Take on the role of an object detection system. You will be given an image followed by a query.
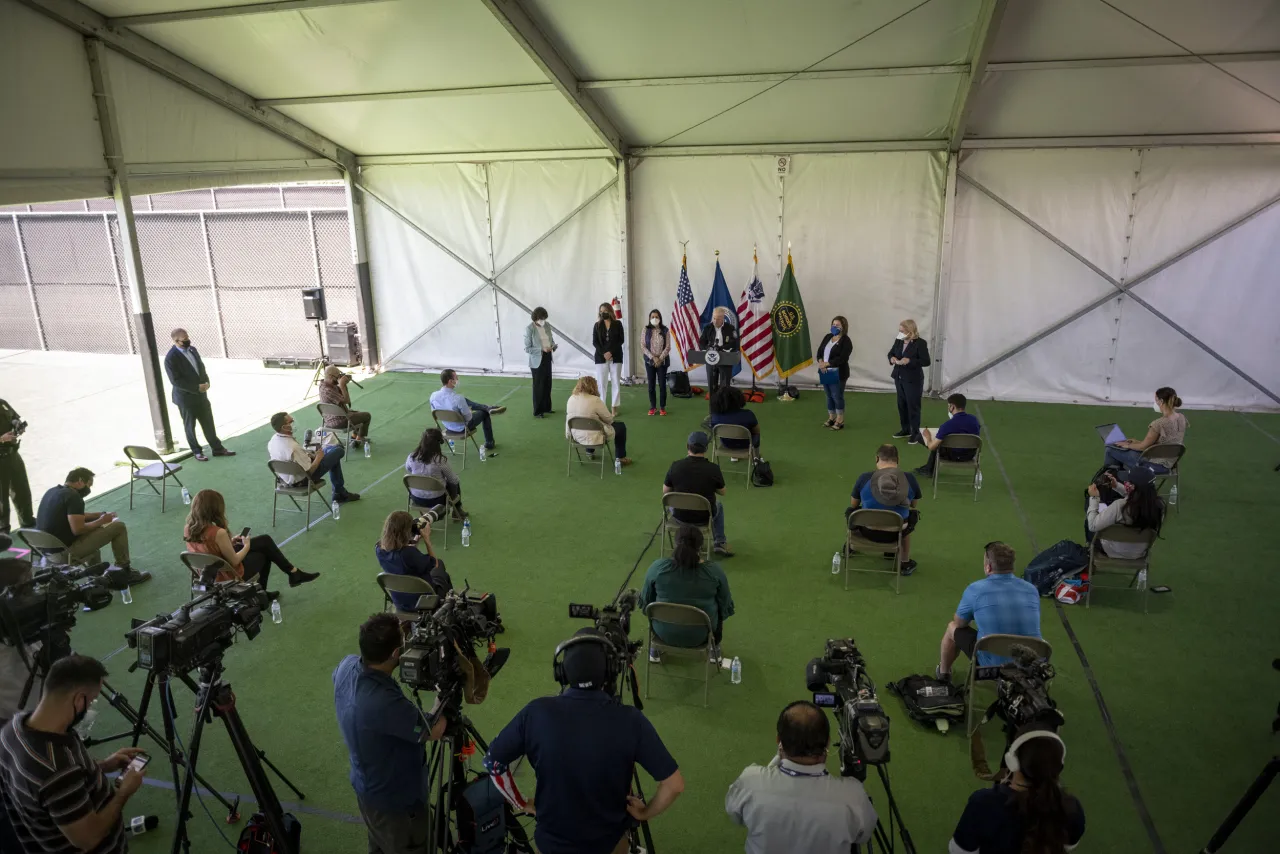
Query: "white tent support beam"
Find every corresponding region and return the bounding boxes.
[494,175,618,278]
[986,51,1280,73]
[109,0,392,27]
[354,182,492,283]
[633,140,944,157]
[482,163,504,370]
[126,158,335,176]
[477,0,624,159]
[260,83,556,106]
[383,284,491,367]
[618,158,635,376]
[585,64,964,87]
[963,133,1280,149]
[358,150,613,166]
[945,173,1280,405]
[948,0,1009,153]
[0,168,112,180]
[85,37,174,453]
[343,169,379,367]
[928,153,958,393]
[19,0,353,170]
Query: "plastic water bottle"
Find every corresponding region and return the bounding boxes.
[331,499,341,520]
[919,685,950,698]
[126,816,159,837]
[1136,569,1148,591]
[75,698,100,737]
[181,487,191,505]
[478,445,487,462]
[831,553,842,575]
[462,519,472,547]
[730,657,742,685]
[120,586,132,605]
[975,471,983,490]
[614,458,622,476]
[271,600,282,624]
[363,441,371,459]
[447,438,456,453]
[1168,484,1178,506]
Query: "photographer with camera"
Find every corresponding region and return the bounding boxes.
[375,511,453,610]
[726,700,877,853]
[1086,465,1164,559]
[0,654,146,854]
[0,398,35,535]
[484,628,685,854]
[36,468,149,586]
[936,542,1040,682]
[950,729,1084,854]
[333,613,447,854]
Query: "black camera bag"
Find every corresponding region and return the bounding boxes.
[667,371,693,398]
[888,675,966,731]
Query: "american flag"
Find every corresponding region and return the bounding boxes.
[737,258,774,379]
[671,255,702,369]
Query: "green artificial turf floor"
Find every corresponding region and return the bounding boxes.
[47,373,1280,853]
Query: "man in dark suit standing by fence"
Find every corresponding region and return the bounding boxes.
[163,328,235,462]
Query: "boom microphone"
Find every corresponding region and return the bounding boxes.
[805,657,828,692]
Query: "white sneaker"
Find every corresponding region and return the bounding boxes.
[648,646,662,664]
[708,644,722,663]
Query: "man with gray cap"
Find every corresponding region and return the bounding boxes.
[663,432,733,556]
[847,444,921,574]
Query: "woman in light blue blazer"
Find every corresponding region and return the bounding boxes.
[524,306,558,418]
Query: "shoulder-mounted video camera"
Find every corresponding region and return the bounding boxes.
[806,637,891,780]
[986,644,1063,733]
[127,581,268,674]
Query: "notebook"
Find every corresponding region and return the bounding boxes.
[1095,423,1126,445]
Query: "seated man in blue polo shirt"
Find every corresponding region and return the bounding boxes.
[915,393,981,477]
[936,541,1041,681]
[847,444,922,575]
[484,629,685,854]
[333,613,447,854]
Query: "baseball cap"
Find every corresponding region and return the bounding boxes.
[687,431,709,451]
[869,468,910,506]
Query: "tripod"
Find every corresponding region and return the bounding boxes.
[856,765,915,854]
[304,320,329,399]
[170,657,305,854]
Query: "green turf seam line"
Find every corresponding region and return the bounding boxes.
[277,462,408,547]
[135,776,363,825]
[1239,412,1279,444]
[975,404,1167,854]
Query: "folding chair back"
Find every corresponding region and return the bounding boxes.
[316,403,354,448]
[843,509,907,593]
[179,552,235,587]
[660,493,713,560]
[1140,443,1185,512]
[966,634,1053,736]
[933,434,982,501]
[1087,525,1158,612]
[15,528,72,567]
[710,423,755,487]
[376,572,436,622]
[643,602,716,707]
[432,409,479,470]
[267,460,327,530]
[403,474,458,549]
[124,444,185,512]
[567,416,612,478]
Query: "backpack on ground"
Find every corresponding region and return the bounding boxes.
[751,459,774,487]
[667,371,693,398]
[776,383,800,401]
[888,675,966,732]
[236,812,301,854]
[1022,539,1089,596]
[458,773,508,854]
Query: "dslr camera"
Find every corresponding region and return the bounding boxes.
[986,644,1063,733]
[806,638,891,780]
[126,581,269,674]
[399,587,504,698]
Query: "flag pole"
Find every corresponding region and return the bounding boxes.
[750,244,759,395]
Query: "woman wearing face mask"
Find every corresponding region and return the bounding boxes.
[887,319,930,444]
[815,315,853,430]
[523,306,558,418]
[643,309,671,415]
[1103,386,1187,473]
[592,302,625,408]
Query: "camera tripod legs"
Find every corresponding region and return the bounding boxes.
[1199,757,1278,853]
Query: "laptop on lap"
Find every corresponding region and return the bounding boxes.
[1095,423,1126,445]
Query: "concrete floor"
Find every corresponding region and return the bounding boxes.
[1,348,363,505]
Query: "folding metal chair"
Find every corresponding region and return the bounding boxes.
[709,423,755,488]
[124,445,185,512]
[376,572,436,623]
[179,552,235,588]
[842,509,907,594]
[432,409,481,471]
[1086,525,1158,613]
[965,634,1053,737]
[267,460,329,531]
[567,416,612,478]
[932,434,983,501]
[644,602,717,707]
[1140,443,1185,513]
[403,474,460,549]
[660,493,713,561]
[315,403,354,449]
[15,528,75,568]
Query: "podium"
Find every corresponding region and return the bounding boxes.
[687,350,742,369]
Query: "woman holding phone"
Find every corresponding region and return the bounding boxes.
[183,489,318,597]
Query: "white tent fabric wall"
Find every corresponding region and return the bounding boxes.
[943,147,1280,410]
[363,159,622,376]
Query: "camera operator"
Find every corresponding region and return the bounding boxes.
[375,511,453,610]
[936,542,1040,682]
[36,468,149,585]
[0,654,146,853]
[333,613,446,854]
[483,628,685,854]
[950,729,1084,854]
[725,700,876,854]
[0,398,35,535]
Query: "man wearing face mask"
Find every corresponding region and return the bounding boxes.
[164,328,235,462]
[0,654,146,854]
[914,393,981,478]
[35,468,148,584]
[699,307,740,399]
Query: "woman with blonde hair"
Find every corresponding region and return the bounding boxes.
[566,375,631,466]
[887,318,931,444]
[184,489,317,598]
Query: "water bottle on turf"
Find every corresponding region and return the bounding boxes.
[1168,484,1178,505]
[331,499,341,520]
[120,586,132,605]
[730,657,742,685]
[614,458,622,476]
[271,599,282,624]
[363,441,371,459]
[462,519,472,547]
[1136,569,1148,591]
[181,487,191,505]
[975,471,983,490]
[478,445,487,462]
[447,438,456,453]
[75,698,100,738]
[126,816,159,838]
[831,553,842,575]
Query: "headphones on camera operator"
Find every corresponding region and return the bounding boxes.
[552,628,620,692]
[1004,728,1066,774]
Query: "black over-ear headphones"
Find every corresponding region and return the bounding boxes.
[552,633,617,688]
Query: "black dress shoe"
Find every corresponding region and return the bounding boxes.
[212,448,236,457]
[335,492,361,503]
[288,569,320,587]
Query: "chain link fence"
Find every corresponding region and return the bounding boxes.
[0,183,359,360]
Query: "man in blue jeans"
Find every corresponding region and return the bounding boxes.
[267,411,360,503]
[429,369,506,452]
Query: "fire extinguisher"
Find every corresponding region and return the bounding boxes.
[610,296,622,322]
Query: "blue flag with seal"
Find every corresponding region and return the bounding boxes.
[699,257,742,378]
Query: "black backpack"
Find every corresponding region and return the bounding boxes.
[751,459,774,487]
[236,812,301,854]
[667,371,693,398]
[888,675,966,732]
[776,383,800,400]
[1022,539,1089,596]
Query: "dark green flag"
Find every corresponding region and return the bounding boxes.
[771,252,812,378]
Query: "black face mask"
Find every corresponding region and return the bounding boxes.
[76,485,92,497]
[600,312,609,319]
[178,339,191,348]
[70,695,88,730]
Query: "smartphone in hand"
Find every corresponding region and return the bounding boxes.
[239,527,251,539]
[126,753,150,774]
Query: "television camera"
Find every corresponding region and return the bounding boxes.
[398,586,504,699]
[126,579,268,674]
[567,588,642,694]
[985,643,1064,735]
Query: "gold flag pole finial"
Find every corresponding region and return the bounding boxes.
[787,240,793,265]
[680,239,689,264]
[715,249,720,257]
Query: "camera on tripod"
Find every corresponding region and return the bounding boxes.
[568,589,642,681]
[806,638,891,781]
[399,587,504,696]
[126,581,269,673]
[1,566,112,653]
[986,644,1063,734]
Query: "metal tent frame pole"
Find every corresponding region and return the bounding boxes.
[928,152,958,394]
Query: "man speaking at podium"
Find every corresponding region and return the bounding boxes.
[699,307,740,398]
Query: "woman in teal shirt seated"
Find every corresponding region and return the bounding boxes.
[640,525,735,663]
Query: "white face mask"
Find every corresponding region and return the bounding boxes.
[535,319,544,327]
[947,408,954,419]
[650,318,660,327]
[1153,401,1162,413]
[896,331,907,340]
